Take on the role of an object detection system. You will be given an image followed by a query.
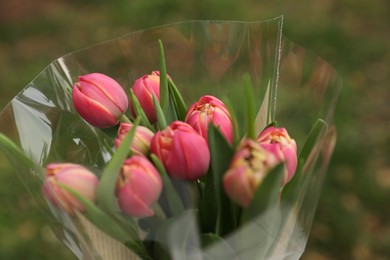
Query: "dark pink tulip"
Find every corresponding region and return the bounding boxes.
[43,163,99,214]
[257,127,297,185]
[116,155,162,218]
[223,139,278,208]
[72,73,128,128]
[185,95,233,144]
[115,122,154,156]
[151,121,210,180]
[130,71,161,123]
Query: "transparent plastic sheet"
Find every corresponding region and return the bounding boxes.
[0,17,342,260]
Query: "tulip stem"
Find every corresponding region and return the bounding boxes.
[152,203,166,220]
[119,114,131,123]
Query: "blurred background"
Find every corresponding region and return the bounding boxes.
[0,0,389,259]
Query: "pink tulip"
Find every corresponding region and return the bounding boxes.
[72,73,128,128]
[185,95,233,144]
[257,127,297,185]
[130,71,161,123]
[116,155,162,218]
[151,121,210,180]
[42,163,99,213]
[223,139,278,208]
[114,122,154,156]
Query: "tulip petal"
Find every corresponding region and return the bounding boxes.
[223,166,253,207]
[79,73,128,113]
[116,155,162,218]
[118,184,154,218]
[72,83,119,128]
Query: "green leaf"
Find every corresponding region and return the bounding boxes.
[241,164,284,224]
[201,233,224,248]
[61,184,132,241]
[0,133,40,173]
[129,89,153,129]
[199,167,218,233]
[150,154,185,215]
[96,117,140,213]
[60,184,150,258]
[158,40,169,112]
[153,94,168,130]
[298,119,328,162]
[282,119,327,201]
[158,40,177,124]
[200,124,237,236]
[222,97,240,146]
[168,78,188,121]
[243,74,256,139]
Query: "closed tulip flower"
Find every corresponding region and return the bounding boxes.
[114,122,154,156]
[72,73,128,128]
[257,127,297,185]
[151,121,210,180]
[223,139,278,208]
[185,95,233,144]
[42,163,99,213]
[116,155,162,218]
[130,71,161,123]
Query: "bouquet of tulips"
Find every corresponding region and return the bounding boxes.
[41,40,305,259]
[0,19,341,260]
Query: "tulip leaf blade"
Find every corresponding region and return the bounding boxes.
[298,118,328,162]
[201,124,237,236]
[158,40,169,111]
[281,118,327,201]
[129,89,153,129]
[150,154,185,216]
[153,95,168,130]
[199,167,218,233]
[168,78,187,121]
[222,97,240,146]
[60,184,150,258]
[158,40,177,125]
[0,133,43,175]
[96,117,140,213]
[241,163,284,224]
[60,184,135,241]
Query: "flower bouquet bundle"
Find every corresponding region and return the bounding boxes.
[0,17,341,260]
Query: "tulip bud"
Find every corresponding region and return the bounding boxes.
[151,121,210,180]
[130,71,161,123]
[257,127,297,185]
[42,163,99,213]
[114,122,154,156]
[116,155,162,218]
[72,73,128,128]
[223,139,278,207]
[185,95,233,144]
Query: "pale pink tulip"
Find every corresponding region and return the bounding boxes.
[257,127,297,185]
[43,163,99,213]
[185,95,233,144]
[116,155,162,218]
[151,121,210,180]
[72,73,128,128]
[114,122,154,156]
[223,139,278,207]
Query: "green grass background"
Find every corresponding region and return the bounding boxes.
[0,0,389,259]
